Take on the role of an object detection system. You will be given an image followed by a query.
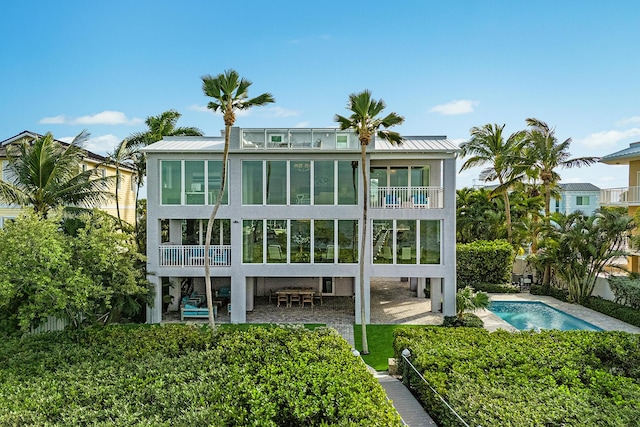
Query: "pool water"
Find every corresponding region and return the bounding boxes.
[488,301,602,331]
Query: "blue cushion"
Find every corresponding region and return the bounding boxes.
[386,195,398,204]
[413,195,427,204]
[184,303,198,309]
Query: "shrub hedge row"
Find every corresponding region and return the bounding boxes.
[0,324,401,426]
[394,327,640,427]
[457,240,515,287]
[530,284,640,328]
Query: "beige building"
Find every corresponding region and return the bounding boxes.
[0,131,137,225]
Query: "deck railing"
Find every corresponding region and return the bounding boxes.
[600,187,640,206]
[159,245,231,267]
[371,186,443,209]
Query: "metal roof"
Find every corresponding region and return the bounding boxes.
[142,137,225,152]
[558,183,600,192]
[374,136,460,152]
[600,141,640,164]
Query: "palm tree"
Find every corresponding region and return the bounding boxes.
[0,131,113,218]
[335,90,404,354]
[524,118,599,221]
[201,69,274,328]
[524,118,599,285]
[459,124,526,244]
[123,110,203,229]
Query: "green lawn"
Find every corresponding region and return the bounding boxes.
[353,324,425,371]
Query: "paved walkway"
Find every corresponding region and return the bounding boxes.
[376,373,438,426]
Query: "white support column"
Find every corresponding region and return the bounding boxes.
[230,274,247,323]
[169,220,182,244]
[147,275,162,323]
[417,277,426,298]
[246,276,254,312]
[430,277,442,313]
[442,157,457,317]
[168,277,181,311]
[146,215,162,323]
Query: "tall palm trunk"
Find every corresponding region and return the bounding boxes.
[203,123,231,328]
[358,144,369,354]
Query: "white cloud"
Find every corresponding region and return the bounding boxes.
[86,134,121,155]
[39,111,142,126]
[262,106,301,118]
[189,104,210,112]
[39,115,66,124]
[429,100,479,116]
[615,116,640,127]
[578,128,640,148]
[450,138,467,146]
[294,121,311,128]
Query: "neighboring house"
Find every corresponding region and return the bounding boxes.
[551,183,601,216]
[600,141,640,271]
[0,131,137,225]
[143,127,459,324]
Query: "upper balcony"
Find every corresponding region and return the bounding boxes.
[600,187,640,207]
[372,186,443,209]
[159,245,231,268]
[240,128,358,150]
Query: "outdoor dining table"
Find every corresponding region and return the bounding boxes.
[275,288,315,307]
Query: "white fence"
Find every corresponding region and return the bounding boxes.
[600,186,640,206]
[371,186,443,209]
[159,245,231,267]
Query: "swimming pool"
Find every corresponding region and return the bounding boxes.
[488,301,602,331]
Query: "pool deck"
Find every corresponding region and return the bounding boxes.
[480,293,640,334]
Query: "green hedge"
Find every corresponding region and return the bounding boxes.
[471,282,520,293]
[0,324,401,426]
[394,327,640,427]
[457,240,515,287]
[530,285,640,328]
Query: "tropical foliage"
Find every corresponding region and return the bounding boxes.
[0,131,112,218]
[457,239,515,287]
[335,89,404,354]
[201,69,275,328]
[0,325,402,426]
[395,327,640,427]
[0,212,150,335]
[530,208,632,303]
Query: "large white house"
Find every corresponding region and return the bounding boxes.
[144,127,459,323]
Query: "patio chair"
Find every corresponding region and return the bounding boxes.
[301,293,313,307]
[323,245,335,262]
[384,194,400,208]
[401,247,412,262]
[313,291,323,306]
[412,194,428,208]
[289,292,301,307]
[277,292,288,307]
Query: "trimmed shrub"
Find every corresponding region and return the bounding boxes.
[442,313,484,328]
[457,240,515,287]
[472,282,520,293]
[394,327,640,427]
[0,324,402,426]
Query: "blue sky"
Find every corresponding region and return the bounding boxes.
[1,0,639,189]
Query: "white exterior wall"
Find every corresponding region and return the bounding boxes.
[145,129,459,324]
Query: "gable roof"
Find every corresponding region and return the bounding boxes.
[558,183,600,192]
[1,130,134,171]
[600,141,640,165]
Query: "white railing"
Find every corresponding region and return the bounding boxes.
[600,186,640,206]
[371,186,443,209]
[159,245,231,267]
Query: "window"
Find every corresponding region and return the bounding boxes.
[337,161,358,205]
[185,161,204,205]
[338,220,358,263]
[291,220,311,263]
[266,161,287,205]
[208,160,228,205]
[397,220,416,264]
[290,161,311,205]
[420,220,441,264]
[243,220,263,263]
[314,161,334,205]
[314,220,334,263]
[336,134,349,149]
[576,196,590,206]
[161,161,182,205]
[373,220,393,264]
[267,220,287,263]
[242,161,263,204]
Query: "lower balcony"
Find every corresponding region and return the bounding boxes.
[159,245,231,267]
[371,186,443,209]
[600,187,640,206]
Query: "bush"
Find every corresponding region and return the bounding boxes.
[472,282,520,293]
[607,276,640,309]
[0,324,402,426]
[394,327,640,427]
[530,284,569,301]
[442,313,484,328]
[457,240,515,287]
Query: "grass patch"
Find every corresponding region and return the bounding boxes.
[354,324,425,371]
